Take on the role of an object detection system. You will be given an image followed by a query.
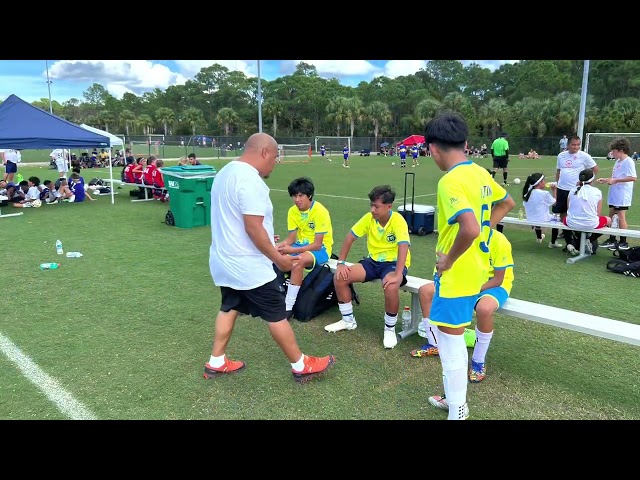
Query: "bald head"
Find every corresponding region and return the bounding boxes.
[241,132,279,178]
[245,132,277,153]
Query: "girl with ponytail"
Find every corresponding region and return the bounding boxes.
[522,173,562,247]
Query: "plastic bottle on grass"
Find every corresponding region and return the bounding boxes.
[40,263,60,270]
[66,252,83,258]
[56,240,63,255]
[402,306,412,331]
[518,207,524,220]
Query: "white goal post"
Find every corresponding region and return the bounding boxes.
[584,132,640,159]
[315,136,351,155]
[278,143,312,163]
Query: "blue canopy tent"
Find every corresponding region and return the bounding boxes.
[0,94,110,149]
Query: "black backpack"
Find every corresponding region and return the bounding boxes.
[164,209,175,226]
[606,258,640,277]
[612,246,640,263]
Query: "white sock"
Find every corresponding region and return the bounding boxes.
[471,329,494,364]
[384,313,397,330]
[291,354,305,372]
[437,331,469,420]
[338,302,355,322]
[425,319,439,346]
[209,354,225,368]
[285,284,300,311]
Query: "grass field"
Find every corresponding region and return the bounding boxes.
[1,153,638,420]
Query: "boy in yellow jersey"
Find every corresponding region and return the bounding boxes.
[424,112,515,420]
[325,185,411,349]
[276,177,334,318]
[411,229,515,384]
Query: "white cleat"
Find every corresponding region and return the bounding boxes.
[324,319,357,333]
[383,329,398,349]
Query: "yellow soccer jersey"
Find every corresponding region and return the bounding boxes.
[435,161,507,297]
[287,200,334,257]
[487,229,514,295]
[351,211,411,267]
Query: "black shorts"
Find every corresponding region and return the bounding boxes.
[493,156,508,169]
[5,162,17,174]
[219,277,287,322]
[608,205,629,211]
[552,189,570,214]
[359,257,408,286]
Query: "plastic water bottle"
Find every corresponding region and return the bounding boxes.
[66,252,83,258]
[40,263,60,270]
[55,240,63,255]
[418,319,428,338]
[402,306,412,331]
[518,207,524,220]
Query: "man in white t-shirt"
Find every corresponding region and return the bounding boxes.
[50,148,70,178]
[1,148,21,183]
[554,135,599,249]
[203,132,336,384]
[596,137,638,251]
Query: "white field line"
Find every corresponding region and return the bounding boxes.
[271,189,436,201]
[0,333,97,420]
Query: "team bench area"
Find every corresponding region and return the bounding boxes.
[499,216,640,264]
[103,178,159,202]
[326,258,640,347]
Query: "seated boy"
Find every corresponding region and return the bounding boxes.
[58,173,95,202]
[12,177,41,207]
[276,177,334,317]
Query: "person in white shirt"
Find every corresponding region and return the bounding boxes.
[564,168,613,255]
[50,148,70,178]
[522,173,562,247]
[1,148,21,183]
[596,137,638,251]
[12,176,41,208]
[559,135,568,152]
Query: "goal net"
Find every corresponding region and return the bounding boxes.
[131,141,159,157]
[584,133,640,159]
[315,136,351,156]
[279,143,312,163]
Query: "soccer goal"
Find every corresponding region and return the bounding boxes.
[279,143,312,163]
[315,136,351,156]
[584,132,640,159]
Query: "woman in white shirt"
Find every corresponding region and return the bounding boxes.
[564,168,613,255]
[522,172,562,248]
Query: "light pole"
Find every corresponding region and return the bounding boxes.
[45,60,53,114]
[577,60,590,144]
[257,60,263,133]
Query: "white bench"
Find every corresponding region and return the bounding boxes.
[0,194,24,218]
[499,216,640,264]
[103,178,158,202]
[326,258,640,346]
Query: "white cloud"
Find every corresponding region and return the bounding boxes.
[174,60,257,78]
[296,60,380,77]
[383,60,428,78]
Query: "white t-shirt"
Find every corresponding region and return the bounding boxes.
[209,161,277,290]
[2,149,21,163]
[50,149,68,164]
[523,188,556,223]
[566,184,602,229]
[26,186,40,201]
[608,156,637,207]
[556,150,597,191]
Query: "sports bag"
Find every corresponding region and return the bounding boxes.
[164,209,175,226]
[612,246,640,263]
[606,259,640,277]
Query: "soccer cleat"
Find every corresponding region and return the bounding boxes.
[611,214,619,229]
[548,241,563,249]
[292,354,336,384]
[536,233,546,244]
[427,395,470,419]
[566,244,579,255]
[383,329,398,349]
[468,360,487,383]
[410,343,439,357]
[203,358,246,379]
[607,242,620,251]
[585,241,593,254]
[618,242,630,250]
[600,239,617,249]
[590,241,599,255]
[324,319,357,333]
[503,182,510,187]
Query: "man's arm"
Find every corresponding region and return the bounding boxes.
[556,168,561,182]
[278,232,325,255]
[591,164,600,175]
[244,214,296,271]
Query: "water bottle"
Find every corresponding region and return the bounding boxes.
[402,306,412,331]
[66,252,83,258]
[518,207,524,220]
[418,319,428,338]
[55,239,63,255]
[40,263,60,270]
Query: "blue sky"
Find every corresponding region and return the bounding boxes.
[0,60,519,104]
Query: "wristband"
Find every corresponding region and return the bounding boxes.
[337,260,346,265]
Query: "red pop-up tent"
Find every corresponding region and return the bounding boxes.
[397,134,425,146]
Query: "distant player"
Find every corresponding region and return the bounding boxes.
[276,145,283,164]
[411,145,419,167]
[399,144,407,168]
[342,145,350,168]
[320,144,326,160]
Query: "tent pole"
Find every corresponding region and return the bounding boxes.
[108,151,114,204]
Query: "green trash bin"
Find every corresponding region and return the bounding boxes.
[160,165,216,229]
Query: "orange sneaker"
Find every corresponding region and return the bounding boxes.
[292,355,336,384]
[203,358,246,379]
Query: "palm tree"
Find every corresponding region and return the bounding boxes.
[119,109,136,137]
[479,99,510,139]
[96,110,115,132]
[414,98,442,127]
[263,98,284,137]
[183,107,206,136]
[343,97,364,138]
[326,97,350,137]
[155,107,175,136]
[365,101,392,148]
[216,107,239,135]
[137,114,154,136]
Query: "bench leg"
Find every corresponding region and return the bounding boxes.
[398,292,421,340]
[566,232,590,264]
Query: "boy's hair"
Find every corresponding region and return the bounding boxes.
[287,177,315,199]
[609,137,631,155]
[523,173,544,201]
[44,180,53,187]
[155,159,164,167]
[72,167,81,174]
[28,176,41,186]
[19,180,29,187]
[70,172,81,180]
[424,111,468,151]
[368,185,395,204]
[187,153,196,159]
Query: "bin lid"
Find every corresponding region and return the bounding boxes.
[397,204,435,214]
[160,165,216,178]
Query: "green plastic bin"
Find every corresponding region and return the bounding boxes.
[160,165,216,228]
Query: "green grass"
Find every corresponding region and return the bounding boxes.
[1,153,638,420]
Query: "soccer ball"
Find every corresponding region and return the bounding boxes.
[31,199,42,208]
[328,158,332,162]
[513,178,521,185]
[391,162,396,166]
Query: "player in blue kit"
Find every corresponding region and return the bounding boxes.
[411,144,419,167]
[343,145,350,168]
[399,144,407,168]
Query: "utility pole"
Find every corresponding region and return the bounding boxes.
[45,60,53,114]
[257,60,263,133]
[577,60,590,144]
